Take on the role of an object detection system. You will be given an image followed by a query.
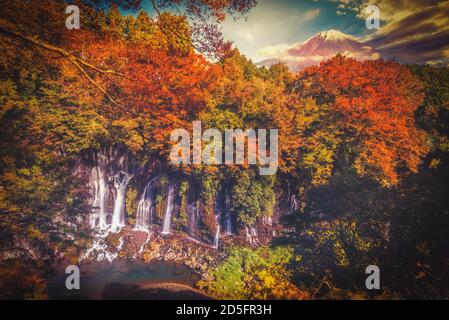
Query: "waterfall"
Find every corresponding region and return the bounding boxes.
[161,184,175,235]
[287,182,299,214]
[138,234,151,253]
[110,148,139,230]
[262,215,273,226]
[213,198,221,248]
[224,192,233,235]
[88,146,140,232]
[135,177,158,232]
[290,195,299,213]
[213,224,220,249]
[80,229,124,263]
[90,152,108,228]
[133,233,151,258]
[187,201,199,238]
[245,226,258,246]
[111,172,132,230]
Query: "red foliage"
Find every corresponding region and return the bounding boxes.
[296,56,429,186]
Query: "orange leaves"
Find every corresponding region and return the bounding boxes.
[295,56,429,186]
[67,14,219,141]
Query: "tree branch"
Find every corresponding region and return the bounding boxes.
[69,57,119,105]
[0,25,127,106]
[150,0,212,59]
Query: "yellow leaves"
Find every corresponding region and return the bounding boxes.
[333,242,350,268]
[314,219,373,269]
[200,246,308,300]
[0,80,19,115]
[293,98,323,129]
[414,271,427,279]
[429,158,441,169]
[200,108,243,132]
[416,242,431,256]
[155,12,192,54]
[17,168,32,177]
[35,106,109,154]
[112,118,144,153]
[27,225,45,241]
[295,57,430,187]
[301,128,340,186]
[112,118,139,131]
[264,276,276,288]
[126,133,145,153]
[257,270,276,288]
[125,187,139,218]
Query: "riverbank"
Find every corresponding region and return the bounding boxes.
[48,260,208,299]
[81,227,228,276]
[103,282,212,300]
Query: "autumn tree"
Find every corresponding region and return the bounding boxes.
[293,56,429,187]
[0,0,255,278]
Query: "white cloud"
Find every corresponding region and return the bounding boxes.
[426,58,449,67]
[221,0,323,61]
[303,9,321,21]
[256,44,291,58]
[236,29,255,43]
[328,0,449,64]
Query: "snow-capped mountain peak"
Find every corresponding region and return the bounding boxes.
[314,29,355,41]
[257,30,380,71]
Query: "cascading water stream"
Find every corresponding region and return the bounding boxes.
[287,183,299,214]
[187,201,198,238]
[245,226,259,246]
[88,146,141,232]
[135,177,158,232]
[290,195,299,214]
[90,152,108,229]
[213,225,220,249]
[111,172,132,230]
[85,145,284,261]
[213,196,223,248]
[262,214,273,226]
[132,233,151,258]
[80,228,124,263]
[224,192,233,235]
[161,185,175,235]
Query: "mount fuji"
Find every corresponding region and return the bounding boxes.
[257,30,380,71]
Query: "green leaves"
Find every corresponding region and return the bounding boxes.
[198,246,306,300]
[231,171,275,226]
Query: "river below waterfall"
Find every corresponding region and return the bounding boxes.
[47,261,208,300]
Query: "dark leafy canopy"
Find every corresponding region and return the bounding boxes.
[411,65,449,152]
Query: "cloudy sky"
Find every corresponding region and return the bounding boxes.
[220,0,449,66]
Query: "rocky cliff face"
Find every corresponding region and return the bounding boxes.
[80,145,293,263]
